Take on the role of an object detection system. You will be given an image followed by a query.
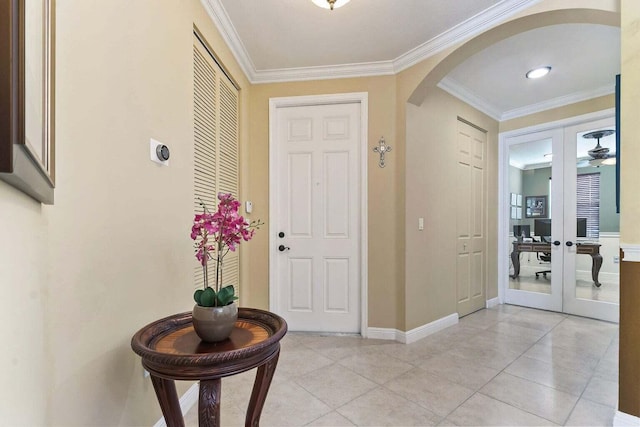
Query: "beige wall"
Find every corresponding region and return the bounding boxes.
[500,94,615,133]
[620,0,640,244]
[0,182,48,425]
[405,89,499,329]
[48,0,248,425]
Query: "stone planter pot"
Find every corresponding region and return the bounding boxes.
[192,302,238,342]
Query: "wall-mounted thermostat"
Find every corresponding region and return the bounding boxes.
[150,138,170,166]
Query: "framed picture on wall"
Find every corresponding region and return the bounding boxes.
[525,195,547,218]
[0,0,55,204]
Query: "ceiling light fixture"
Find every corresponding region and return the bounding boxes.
[312,0,350,10]
[526,66,552,79]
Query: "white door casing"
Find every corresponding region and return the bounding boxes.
[269,93,368,334]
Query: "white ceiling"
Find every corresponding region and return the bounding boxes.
[205,0,620,120]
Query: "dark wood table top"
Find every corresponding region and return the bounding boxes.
[131,307,287,381]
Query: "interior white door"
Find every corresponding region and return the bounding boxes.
[504,128,563,312]
[456,120,487,317]
[562,117,619,323]
[272,102,360,333]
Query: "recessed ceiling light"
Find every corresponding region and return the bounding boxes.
[526,66,552,79]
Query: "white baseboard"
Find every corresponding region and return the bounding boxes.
[366,327,402,341]
[614,410,640,426]
[154,383,199,427]
[486,297,500,308]
[367,313,459,344]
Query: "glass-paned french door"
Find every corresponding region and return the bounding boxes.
[503,114,619,322]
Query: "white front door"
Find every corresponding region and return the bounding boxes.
[270,101,362,333]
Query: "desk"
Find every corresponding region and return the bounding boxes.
[131,308,287,427]
[510,241,603,287]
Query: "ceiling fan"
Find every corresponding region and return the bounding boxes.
[577,129,616,167]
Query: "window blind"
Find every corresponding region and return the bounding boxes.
[576,172,600,238]
[193,36,240,296]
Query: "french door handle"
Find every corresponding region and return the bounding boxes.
[553,241,561,246]
[566,241,574,247]
[278,245,290,252]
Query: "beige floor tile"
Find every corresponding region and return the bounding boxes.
[338,352,414,384]
[294,364,378,408]
[446,342,521,371]
[336,387,441,426]
[375,340,446,363]
[276,348,334,379]
[384,368,475,417]
[464,330,538,354]
[524,342,600,375]
[417,353,500,391]
[487,320,548,341]
[488,303,526,314]
[445,393,557,426]
[505,355,591,396]
[480,372,579,424]
[306,411,356,426]
[582,376,619,408]
[258,377,332,426]
[594,358,619,381]
[565,398,616,426]
[180,305,619,427]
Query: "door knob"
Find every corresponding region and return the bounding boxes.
[566,241,574,247]
[553,241,561,246]
[278,245,290,252]
[278,232,285,238]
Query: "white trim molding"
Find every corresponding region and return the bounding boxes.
[154,383,199,427]
[367,313,459,344]
[486,297,500,309]
[440,76,614,122]
[201,0,541,84]
[614,410,640,427]
[621,244,640,262]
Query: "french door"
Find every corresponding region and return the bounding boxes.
[504,128,564,312]
[503,113,619,323]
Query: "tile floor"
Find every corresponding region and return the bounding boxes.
[184,304,618,426]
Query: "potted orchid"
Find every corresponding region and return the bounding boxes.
[190,193,262,341]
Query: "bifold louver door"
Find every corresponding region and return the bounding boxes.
[193,35,240,299]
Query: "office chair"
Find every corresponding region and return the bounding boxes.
[535,249,551,279]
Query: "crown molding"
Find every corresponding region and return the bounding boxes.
[203,0,542,84]
[392,0,542,73]
[251,61,395,84]
[439,76,615,122]
[438,76,502,120]
[501,84,615,120]
[201,0,256,82]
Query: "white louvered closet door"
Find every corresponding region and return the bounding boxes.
[193,35,240,297]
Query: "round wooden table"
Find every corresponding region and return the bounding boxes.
[131,308,287,427]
